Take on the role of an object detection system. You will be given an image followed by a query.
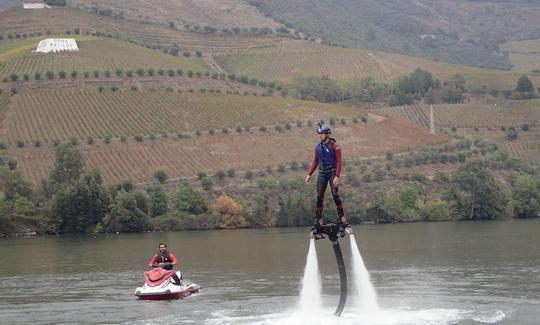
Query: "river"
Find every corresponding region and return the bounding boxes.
[1,220,539,324]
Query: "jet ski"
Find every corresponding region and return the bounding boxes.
[135,264,200,300]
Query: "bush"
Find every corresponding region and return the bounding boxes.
[69,137,78,146]
[208,128,215,135]
[227,168,235,177]
[8,158,17,170]
[120,136,127,143]
[290,161,299,171]
[104,135,111,144]
[245,170,253,180]
[58,71,66,79]
[277,164,286,173]
[201,176,214,190]
[361,116,368,123]
[16,139,25,148]
[134,134,144,142]
[154,170,168,183]
[521,124,530,131]
[215,170,226,180]
[85,136,94,145]
[222,128,229,134]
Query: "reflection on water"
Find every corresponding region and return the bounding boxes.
[1,220,539,324]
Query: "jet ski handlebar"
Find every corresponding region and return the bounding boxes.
[310,223,352,242]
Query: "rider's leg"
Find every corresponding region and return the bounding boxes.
[315,172,330,225]
[329,170,347,224]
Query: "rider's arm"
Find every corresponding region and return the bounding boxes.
[148,255,157,267]
[168,253,179,266]
[333,143,342,177]
[307,147,319,176]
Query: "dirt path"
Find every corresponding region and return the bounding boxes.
[202,54,226,74]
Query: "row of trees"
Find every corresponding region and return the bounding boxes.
[287,69,539,106]
[1,142,539,236]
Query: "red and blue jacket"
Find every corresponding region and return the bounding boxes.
[307,138,342,176]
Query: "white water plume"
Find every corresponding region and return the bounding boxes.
[297,238,322,313]
[350,234,380,313]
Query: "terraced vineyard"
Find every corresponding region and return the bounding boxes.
[0,8,279,54]
[215,39,540,89]
[0,93,12,129]
[376,100,540,129]
[0,91,364,143]
[215,41,389,81]
[70,0,281,29]
[9,117,448,184]
[502,141,540,164]
[500,39,540,73]
[0,37,208,80]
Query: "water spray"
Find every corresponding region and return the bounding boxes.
[310,223,353,316]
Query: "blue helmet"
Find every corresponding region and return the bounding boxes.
[316,121,331,134]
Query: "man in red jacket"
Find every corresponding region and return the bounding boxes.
[305,122,348,229]
[148,243,182,285]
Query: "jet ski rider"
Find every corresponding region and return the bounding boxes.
[305,121,349,230]
[148,243,182,285]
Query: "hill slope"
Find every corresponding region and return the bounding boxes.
[248,0,540,69]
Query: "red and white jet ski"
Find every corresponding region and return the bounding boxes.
[135,266,200,300]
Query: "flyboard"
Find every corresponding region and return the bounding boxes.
[310,223,353,316]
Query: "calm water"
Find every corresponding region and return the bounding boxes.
[1,220,539,324]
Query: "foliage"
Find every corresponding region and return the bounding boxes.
[515,75,535,94]
[175,183,208,214]
[214,194,247,228]
[49,144,84,189]
[48,170,111,234]
[511,175,540,218]
[103,190,151,233]
[154,170,168,183]
[147,182,168,218]
[443,161,507,220]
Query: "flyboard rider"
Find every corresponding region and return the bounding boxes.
[305,121,349,231]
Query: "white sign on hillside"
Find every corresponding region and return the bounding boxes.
[36,39,79,54]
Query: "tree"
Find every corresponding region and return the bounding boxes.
[147,182,168,217]
[515,75,535,93]
[103,190,151,233]
[511,175,540,218]
[214,194,246,228]
[48,170,111,234]
[444,161,507,220]
[0,168,33,201]
[154,170,168,183]
[49,144,84,189]
[175,183,208,214]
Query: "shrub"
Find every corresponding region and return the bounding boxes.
[120,136,127,143]
[58,71,66,79]
[46,71,55,79]
[259,125,267,132]
[16,139,25,148]
[208,128,215,135]
[9,74,19,82]
[361,116,368,123]
[201,176,213,190]
[215,170,226,180]
[34,72,42,80]
[86,136,94,145]
[277,163,286,173]
[8,158,17,170]
[23,74,29,81]
[71,71,78,78]
[222,128,229,134]
[154,170,168,183]
[83,71,90,78]
[104,135,111,144]
[290,161,299,171]
[227,168,235,177]
[245,170,253,180]
[521,123,530,131]
[134,134,144,142]
[195,130,201,136]
[69,137,78,146]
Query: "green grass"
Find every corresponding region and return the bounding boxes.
[0,37,208,79]
[0,90,364,142]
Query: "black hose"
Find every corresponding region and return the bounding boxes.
[332,240,347,316]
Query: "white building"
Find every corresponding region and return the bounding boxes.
[36,39,79,53]
[23,1,47,9]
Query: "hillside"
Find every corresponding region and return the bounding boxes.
[7,112,447,185]
[0,36,208,80]
[501,39,540,73]
[69,0,281,30]
[248,0,540,69]
[0,7,279,54]
[0,91,362,142]
[215,40,540,90]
